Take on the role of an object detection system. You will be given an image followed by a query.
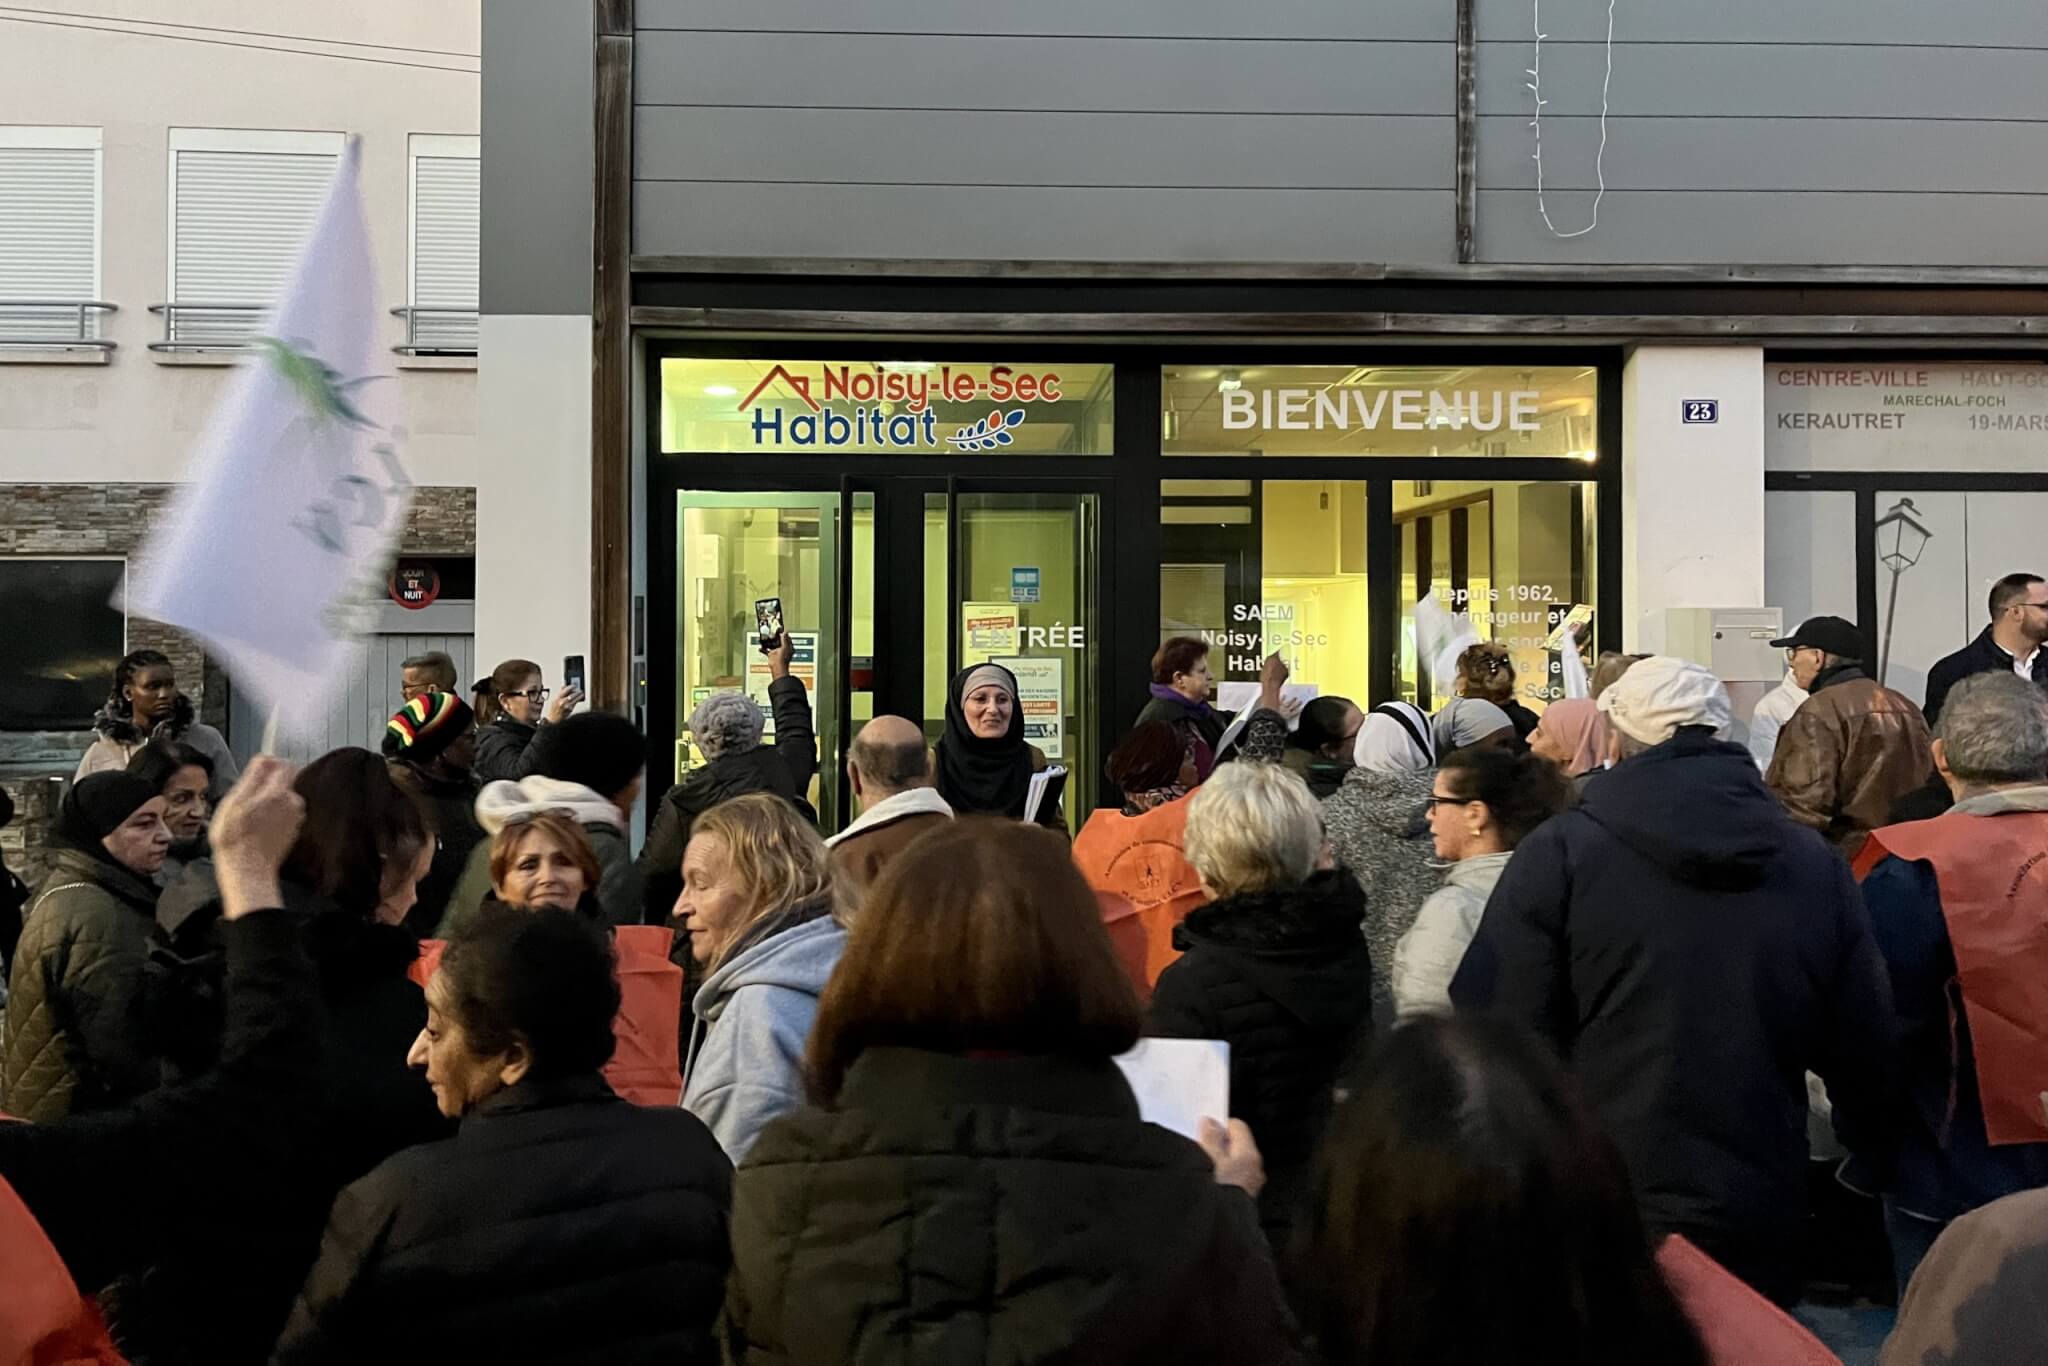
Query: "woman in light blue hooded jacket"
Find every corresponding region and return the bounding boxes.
[676,793,846,1164]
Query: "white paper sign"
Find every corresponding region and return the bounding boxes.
[124,138,412,744]
[1113,1038,1231,1143]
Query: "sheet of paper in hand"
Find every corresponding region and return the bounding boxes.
[1113,1038,1230,1143]
[1215,682,1320,733]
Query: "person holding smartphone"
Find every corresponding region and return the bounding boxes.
[474,658,583,785]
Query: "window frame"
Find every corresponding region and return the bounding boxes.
[164,127,345,305]
[0,125,105,345]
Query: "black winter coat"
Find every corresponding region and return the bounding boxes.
[388,761,483,936]
[1923,625,2048,727]
[1450,728,1897,1305]
[1147,870,1373,1243]
[274,1073,733,1365]
[472,716,548,785]
[724,1047,1302,1366]
[639,674,819,925]
[0,910,323,1299]
[125,871,451,1364]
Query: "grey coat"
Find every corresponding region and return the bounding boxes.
[1321,767,1442,1025]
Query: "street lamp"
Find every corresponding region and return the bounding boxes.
[1874,497,1933,686]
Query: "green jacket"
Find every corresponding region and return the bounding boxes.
[1,845,163,1122]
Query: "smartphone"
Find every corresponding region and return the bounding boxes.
[563,654,586,696]
[754,597,786,651]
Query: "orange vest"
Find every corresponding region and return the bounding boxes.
[1072,797,1210,996]
[410,924,684,1108]
[0,1173,126,1365]
[1862,808,2048,1147]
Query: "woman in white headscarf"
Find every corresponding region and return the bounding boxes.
[1322,701,1445,1024]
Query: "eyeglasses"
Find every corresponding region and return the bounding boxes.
[1424,794,1480,811]
[507,687,550,703]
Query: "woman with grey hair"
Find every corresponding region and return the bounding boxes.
[1148,760,1372,1246]
[638,635,818,925]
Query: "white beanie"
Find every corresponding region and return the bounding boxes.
[1596,655,1732,747]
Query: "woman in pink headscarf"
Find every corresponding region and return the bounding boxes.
[1528,699,1612,788]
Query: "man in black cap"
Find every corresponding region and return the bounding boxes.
[1766,615,1932,856]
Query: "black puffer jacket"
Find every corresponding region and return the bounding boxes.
[274,1073,732,1365]
[638,675,819,925]
[1146,870,1373,1242]
[124,869,450,1364]
[1450,728,1897,1306]
[724,1047,1301,1365]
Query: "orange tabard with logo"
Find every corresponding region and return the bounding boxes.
[1863,809,2048,1146]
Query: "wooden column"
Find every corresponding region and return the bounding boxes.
[591,0,634,711]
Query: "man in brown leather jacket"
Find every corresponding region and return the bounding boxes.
[1766,615,1933,856]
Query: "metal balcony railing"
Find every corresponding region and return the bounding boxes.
[148,302,266,351]
[0,300,117,350]
[392,306,478,356]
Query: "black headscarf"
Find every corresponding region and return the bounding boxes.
[935,663,1033,819]
[58,771,160,865]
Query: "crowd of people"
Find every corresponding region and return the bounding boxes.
[4,585,2048,1362]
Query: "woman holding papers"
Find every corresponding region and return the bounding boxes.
[1135,640,1295,781]
[934,662,1066,831]
[1148,761,1372,1247]
[721,820,1299,1365]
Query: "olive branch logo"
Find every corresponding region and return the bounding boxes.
[253,335,378,431]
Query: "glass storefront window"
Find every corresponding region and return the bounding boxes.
[1159,479,1371,703]
[1396,479,1598,715]
[662,358,1114,456]
[1162,364,1598,459]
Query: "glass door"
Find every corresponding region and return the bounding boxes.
[927,488,1103,825]
[673,491,864,831]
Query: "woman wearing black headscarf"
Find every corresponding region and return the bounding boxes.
[934,663,1064,831]
[1,772,171,1122]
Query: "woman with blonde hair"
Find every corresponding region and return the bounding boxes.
[676,793,844,1162]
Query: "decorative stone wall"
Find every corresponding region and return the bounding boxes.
[0,483,476,884]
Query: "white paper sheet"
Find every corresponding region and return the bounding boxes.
[1113,1038,1231,1142]
[1214,682,1321,734]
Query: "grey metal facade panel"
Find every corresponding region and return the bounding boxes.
[481,0,592,316]
[634,107,1453,189]
[1473,0,2048,45]
[1474,42,2048,120]
[1475,190,2048,266]
[1476,116,2048,193]
[637,0,1453,40]
[634,31,1452,114]
[634,182,1456,263]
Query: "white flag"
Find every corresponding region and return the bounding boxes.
[126,137,412,743]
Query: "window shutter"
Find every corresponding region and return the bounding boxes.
[411,154,478,351]
[0,146,98,340]
[171,148,336,344]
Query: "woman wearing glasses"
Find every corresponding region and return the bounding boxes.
[1391,745,1570,1017]
[474,659,583,785]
